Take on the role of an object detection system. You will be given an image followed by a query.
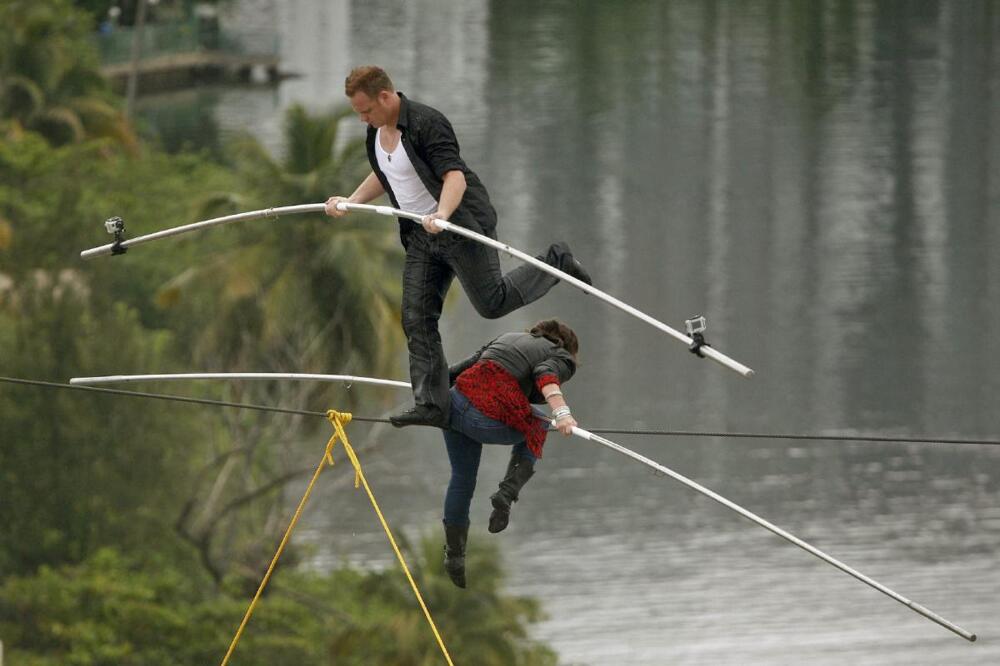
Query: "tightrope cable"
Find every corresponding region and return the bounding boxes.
[3,376,999,448]
[0,375,371,421]
[1,375,984,643]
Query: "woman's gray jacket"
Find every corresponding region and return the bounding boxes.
[448,332,576,404]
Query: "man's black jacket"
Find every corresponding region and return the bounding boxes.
[366,92,497,247]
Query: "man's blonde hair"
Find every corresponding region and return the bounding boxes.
[345,66,394,98]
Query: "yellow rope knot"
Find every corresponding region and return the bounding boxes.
[325,409,359,487]
[327,409,352,426]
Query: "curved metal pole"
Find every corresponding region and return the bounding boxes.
[338,203,753,378]
[79,202,754,377]
[79,205,326,259]
[70,373,411,390]
[567,423,976,642]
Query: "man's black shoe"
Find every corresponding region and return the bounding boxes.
[389,405,448,429]
[563,255,593,286]
[551,241,593,286]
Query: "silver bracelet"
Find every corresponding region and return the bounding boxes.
[546,389,563,398]
[552,406,572,420]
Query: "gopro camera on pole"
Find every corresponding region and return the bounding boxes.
[104,216,127,255]
[685,315,708,358]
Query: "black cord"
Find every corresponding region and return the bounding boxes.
[2,376,998,447]
[0,376,386,423]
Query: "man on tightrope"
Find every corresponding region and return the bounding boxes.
[326,65,592,429]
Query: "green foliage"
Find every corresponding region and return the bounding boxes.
[134,89,224,157]
[0,119,238,312]
[0,0,136,149]
[147,105,406,587]
[0,276,202,574]
[72,1,116,24]
[0,547,321,666]
[0,118,237,576]
[0,538,556,665]
[320,534,557,665]
[170,103,403,386]
[0,11,556,663]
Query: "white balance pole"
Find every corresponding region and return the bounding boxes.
[79,202,754,377]
[337,203,753,378]
[79,205,326,260]
[70,373,411,390]
[567,424,976,642]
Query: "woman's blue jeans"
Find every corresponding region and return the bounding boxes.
[442,387,545,527]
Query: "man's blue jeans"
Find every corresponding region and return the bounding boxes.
[442,387,545,526]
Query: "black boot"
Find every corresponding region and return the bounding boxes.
[390,404,449,429]
[550,241,593,286]
[443,522,468,588]
[488,455,535,533]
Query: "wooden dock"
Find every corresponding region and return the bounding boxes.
[102,51,284,93]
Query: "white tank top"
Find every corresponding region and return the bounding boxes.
[375,128,438,215]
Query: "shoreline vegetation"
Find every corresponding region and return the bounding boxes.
[0,1,556,663]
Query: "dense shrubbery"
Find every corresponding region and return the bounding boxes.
[0,541,556,665]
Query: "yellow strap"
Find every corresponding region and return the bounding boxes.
[219,412,345,666]
[325,410,455,666]
[220,410,454,666]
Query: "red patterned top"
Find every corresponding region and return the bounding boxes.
[455,360,559,458]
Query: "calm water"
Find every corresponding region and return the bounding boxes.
[147,1,1000,663]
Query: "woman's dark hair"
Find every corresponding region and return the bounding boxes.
[529,319,579,357]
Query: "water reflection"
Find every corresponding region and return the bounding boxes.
[148,0,1000,662]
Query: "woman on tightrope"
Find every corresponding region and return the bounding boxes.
[440,319,579,588]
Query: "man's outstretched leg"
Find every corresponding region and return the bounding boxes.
[450,232,593,320]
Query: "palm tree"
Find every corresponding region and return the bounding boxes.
[165,103,402,380]
[0,0,137,151]
[161,104,406,582]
